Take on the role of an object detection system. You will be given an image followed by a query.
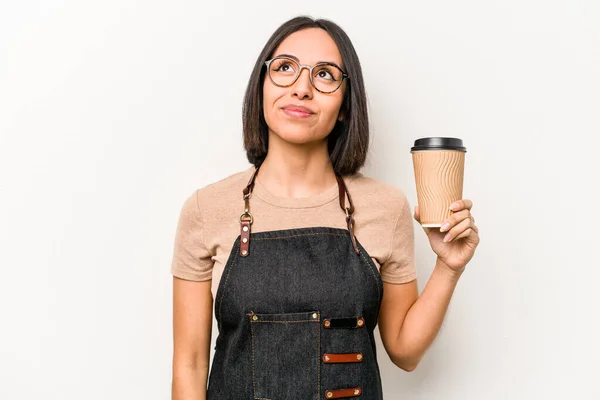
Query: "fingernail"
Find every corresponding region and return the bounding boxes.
[440,222,451,233]
[443,233,452,242]
[450,203,459,211]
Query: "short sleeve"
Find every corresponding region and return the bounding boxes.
[379,192,417,284]
[170,190,213,281]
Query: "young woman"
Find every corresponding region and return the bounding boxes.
[171,16,480,400]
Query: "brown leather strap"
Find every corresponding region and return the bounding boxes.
[335,174,355,215]
[243,166,260,198]
[239,166,260,256]
[324,387,362,398]
[346,216,359,255]
[335,175,360,255]
[322,353,364,363]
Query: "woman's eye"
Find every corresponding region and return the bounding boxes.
[275,62,295,73]
[316,69,334,80]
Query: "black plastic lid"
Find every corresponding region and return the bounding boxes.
[410,137,466,152]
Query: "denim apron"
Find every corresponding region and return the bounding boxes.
[207,167,385,399]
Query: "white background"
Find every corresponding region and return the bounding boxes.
[1,0,599,398]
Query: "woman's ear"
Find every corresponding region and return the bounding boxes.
[337,111,344,121]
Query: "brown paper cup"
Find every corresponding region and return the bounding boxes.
[411,138,466,228]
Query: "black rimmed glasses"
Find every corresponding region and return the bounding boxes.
[264,56,348,94]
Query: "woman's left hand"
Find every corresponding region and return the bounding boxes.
[414,199,480,273]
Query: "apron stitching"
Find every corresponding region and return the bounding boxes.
[317,315,321,400]
[252,232,347,241]
[359,248,382,303]
[217,247,240,332]
[250,320,256,397]
[251,320,319,323]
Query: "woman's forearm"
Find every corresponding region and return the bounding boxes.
[393,258,463,370]
[172,364,208,400]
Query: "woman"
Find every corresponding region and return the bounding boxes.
[171,16,480,400]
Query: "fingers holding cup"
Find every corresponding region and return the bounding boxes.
[443,214,479,242]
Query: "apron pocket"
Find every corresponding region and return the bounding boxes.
[249,310,321,400]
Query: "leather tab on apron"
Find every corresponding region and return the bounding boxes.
[325,387,362,398]
[322,353,364,363]
[240,219,251,256]
[323,317,365,329]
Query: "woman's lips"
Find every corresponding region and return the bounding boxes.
[281,105,315,118]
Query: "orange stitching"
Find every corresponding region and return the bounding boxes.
[317,313,321,397]
[359,249,382,303]
[217,248,239,332]
[252,232,347,241]
[250,320,320,323]
[251,318,256,397]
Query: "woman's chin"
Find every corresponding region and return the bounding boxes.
[271,129,328,146]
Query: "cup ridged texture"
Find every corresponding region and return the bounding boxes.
[412,150,465,227]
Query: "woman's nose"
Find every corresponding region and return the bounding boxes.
[292,67,313,99]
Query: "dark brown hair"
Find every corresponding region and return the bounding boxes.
[242,16,369,176]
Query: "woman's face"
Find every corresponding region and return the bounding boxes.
[263,28,346,146]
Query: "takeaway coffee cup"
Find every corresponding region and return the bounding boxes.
[410,137,467,228]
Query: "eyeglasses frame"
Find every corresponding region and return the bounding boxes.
[264,56,349,94]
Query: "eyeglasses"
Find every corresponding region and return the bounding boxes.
[264,56,348,94]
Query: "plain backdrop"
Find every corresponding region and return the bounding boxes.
[1,0,599,399]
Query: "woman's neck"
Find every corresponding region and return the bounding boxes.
[257,134,337,198]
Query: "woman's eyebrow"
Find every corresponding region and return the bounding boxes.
[273,53,344,70]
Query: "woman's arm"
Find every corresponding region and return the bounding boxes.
[379,199,479,371]
[172,278,213,400]
[378,259,462,371]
